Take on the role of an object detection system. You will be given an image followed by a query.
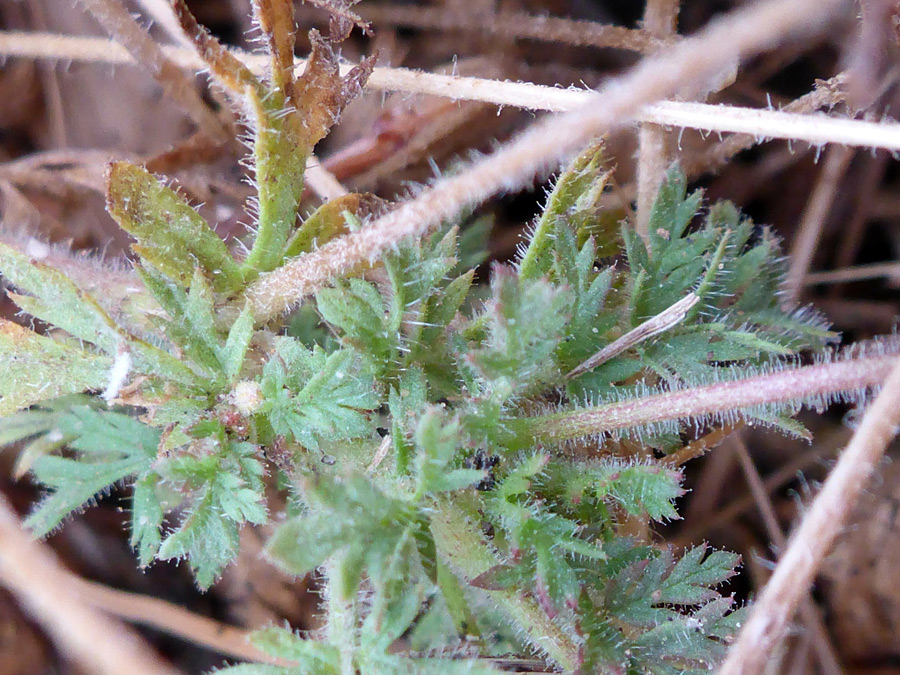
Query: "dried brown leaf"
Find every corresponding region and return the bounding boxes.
[254,0,297,99]
[290,30,375,150]
[171,0,263,99]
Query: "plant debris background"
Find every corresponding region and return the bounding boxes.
[0,0,898,673]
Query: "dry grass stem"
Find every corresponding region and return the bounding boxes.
[674,442,836,546]
[733,437,844,675]
[244,0,849,320]
[134,0,195,47]
[3,31,893,153]
[363,4,673,52]
[0,493,181,675]
[635,0,680,238]
[71,577,286,665]
[305,155,350,200]
[784,144,855,304]
[660,423,740,467]
[805,260,900,285]
[366,434,393,475]
[719,353,900,675]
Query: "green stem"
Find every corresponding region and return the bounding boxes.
[242,106,308,277]
[324,555,357,675]
[429,495,580,672]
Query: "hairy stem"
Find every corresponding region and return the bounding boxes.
[429,496,580,671]
[324,555,357,675]
[525,351,895,441]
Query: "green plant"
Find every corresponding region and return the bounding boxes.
[0,3,892,674]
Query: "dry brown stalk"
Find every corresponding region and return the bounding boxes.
[26,0,67,147]
[720,353,900,674]
[243,0,850,321]
[733,437,844,675]
[363,4,673,53]
[805,260,900,285]
[305,155,350,200]
[673,438,844,546]
[659,423,740,467]
[134,0,194,47]
[0,493,181,675]
[784,144,855,304]
[71,577,289,665]
[76,0,229,143]
[635,0,681,238]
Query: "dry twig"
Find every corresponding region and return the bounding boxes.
[76,0,229,143]
[363,4,673,53]
[71,577,286,665]
[0,493,181,675]
[733,437,843,675]
[720,353,900,674]
[636,0,681,238]
[784,144,855,305]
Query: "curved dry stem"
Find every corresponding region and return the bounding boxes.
[71,577,286,665]
[0,493,181,675]
[719,353,900,674]
[364,4,673,53]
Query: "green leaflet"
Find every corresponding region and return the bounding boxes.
[576,540,742,674]
[0,320,111,415]
[412,410,485,498]
[131,473,165,566]
[553,460,685,522]
[0,242,198,386]
[518,140,612,280]
[314,228,465,386]
[464,265,573,397]
[259,339,379,451]
[137,267,254,384]
[106,162,243,292]
[15,406,160,537]
[157,440,267,589]
[265,473,419,588]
